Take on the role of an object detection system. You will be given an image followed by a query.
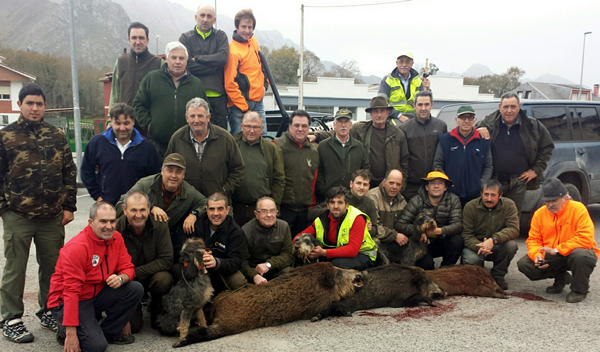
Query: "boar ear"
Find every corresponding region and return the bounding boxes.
[319,269,337,289]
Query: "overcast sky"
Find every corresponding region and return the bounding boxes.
[171,0,599,87]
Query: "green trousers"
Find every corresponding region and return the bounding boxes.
[1,210,64,322]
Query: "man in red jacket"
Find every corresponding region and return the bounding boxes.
[48,202,143,351]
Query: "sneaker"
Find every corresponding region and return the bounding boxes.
[566,291,587,303]
[107,334,135,345]
[494,277,508,290]
[546,272,572,294]
[2,319,34,343]
[40,311,58,332]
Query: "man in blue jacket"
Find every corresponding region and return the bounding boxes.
[81,103,161,205]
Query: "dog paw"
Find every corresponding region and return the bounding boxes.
[310,314,322,322]
[173,338,187,348]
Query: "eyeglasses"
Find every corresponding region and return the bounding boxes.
[457,115,475,120]
[242,124,262,130]
[256,209,278,215]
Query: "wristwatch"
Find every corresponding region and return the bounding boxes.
[265,262,272,269]
[118,276,124,285]
[492,236,499,245]
[190,210,199,216]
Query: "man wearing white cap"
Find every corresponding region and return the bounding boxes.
[377,52,430,122]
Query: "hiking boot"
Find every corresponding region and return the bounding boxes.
[40,311,58,332]
[3,319,34,343]
[494,277,508,290]
[566,291,587,303]
[546,272,572,294]
[107,334,135,345]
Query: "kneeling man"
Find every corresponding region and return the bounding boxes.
[241,197,294,285]
[48,202,143,351]
[517,178,598,303]
[295,186,378,270]
[461,179,519,290]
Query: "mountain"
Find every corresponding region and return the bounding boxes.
[462,64,494,78]
[0,0,129,67]
[532,74,575,85]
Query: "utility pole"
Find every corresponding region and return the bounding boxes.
[298,4,304,110]
[577,31,592,101]
[68,0,82,182]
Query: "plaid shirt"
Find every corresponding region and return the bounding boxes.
[190,128,210,164]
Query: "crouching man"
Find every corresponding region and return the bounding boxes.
[461,179,519,290]
[241,197,294,285]
[517,178,599,303]
[188,192,246,294]
[295,186,378,271]
[48,202,143,351]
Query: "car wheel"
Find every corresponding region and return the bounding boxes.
[563,183,581,202]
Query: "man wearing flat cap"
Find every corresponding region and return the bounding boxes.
[395,170,463,270]
[433,105,492,206]
[316,109,369,201]
[517,178,598,303]
[378,51,430,122]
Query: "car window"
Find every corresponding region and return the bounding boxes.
[436,103,498,127]
[570,107,600,141]
[531,106,570,141]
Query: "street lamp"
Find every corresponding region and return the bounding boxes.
[577,31,592,101]
[155,35,161,56]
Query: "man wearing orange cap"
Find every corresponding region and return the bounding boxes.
[395,170,463,270]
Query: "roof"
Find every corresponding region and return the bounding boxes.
[512,82,591,100]
[0,62,37,80]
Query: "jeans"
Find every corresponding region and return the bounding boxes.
[228,99,267,136]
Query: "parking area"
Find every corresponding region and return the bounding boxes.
[1,188,599,351]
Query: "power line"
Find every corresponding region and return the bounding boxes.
[305,0,411,8]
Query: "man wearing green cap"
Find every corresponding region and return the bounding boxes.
[395,170,463,270]
[378,52,430,121]
[316,109,369,201]
[433,105,492,206]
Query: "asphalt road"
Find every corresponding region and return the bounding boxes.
[1,188,600,352]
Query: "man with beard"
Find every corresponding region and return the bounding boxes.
[366,169,408,247]
[461,179,519,290]
[294,186,378,271]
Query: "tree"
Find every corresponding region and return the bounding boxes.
[267,45,299,85]
[464,66,525,98]
[323,60,364,84]
[303,50,324,82]
[419,63,439,76]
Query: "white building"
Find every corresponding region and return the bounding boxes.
[263,75,494,120]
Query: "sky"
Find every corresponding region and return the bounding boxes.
[171,0,600,87]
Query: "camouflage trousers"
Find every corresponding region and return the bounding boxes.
[0,210,64,322]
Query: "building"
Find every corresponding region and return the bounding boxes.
[263,75,494,121]
[0,56,36,126]
[511,82,598,101]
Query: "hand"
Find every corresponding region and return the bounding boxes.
[255,263,270,275]
[395,233,409,246]
[96,196,103,203]
[399,114,410,123]
[534,254,549,269]
[122,322,131,335]
[477,127,490,139]
[308,246,326,259]
[151,206,169,222]
[425,226,441,237]
[64,326,80,352]
[106,274,124,289]
[367,222,373,232]
[420,233,429,243]
[253,274,268,285]
[423,77,431,90]
[183,214,197,234]
[62,210,74,226]
[203,252,216,269]
[308,135,317,143]
[476,238,494,256]
[519,169,537,184]
[539,247,558,256]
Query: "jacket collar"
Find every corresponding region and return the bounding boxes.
[17,114,43,129]
[84,224,116,245]
[130,48,152,61]
[378,183,405,204]
[232,30,248,43]
[449,126,480,146]
[103,126,144,146]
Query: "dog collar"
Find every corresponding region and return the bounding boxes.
[183,262,204,270]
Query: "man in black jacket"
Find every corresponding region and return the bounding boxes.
[190,192,246,294]
[179,5,229,129]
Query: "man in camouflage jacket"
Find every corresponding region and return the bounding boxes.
[0,84,77,343]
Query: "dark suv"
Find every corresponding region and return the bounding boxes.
[437,100,600,235]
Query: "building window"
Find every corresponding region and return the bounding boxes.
[305,106,334,115]
[2,115,8,124]
[524,91,531,99]
[0,86,10,100]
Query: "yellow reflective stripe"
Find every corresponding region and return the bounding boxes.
[205,89,221,97]
[195,26,212,39]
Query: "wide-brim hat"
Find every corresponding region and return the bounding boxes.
[421,170,454,187]
[163,153,186,169]
[365,96,393,113]
[542,177,568,201]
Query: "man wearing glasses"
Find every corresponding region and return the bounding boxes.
[241,197,293,285]
[433,105,492,206]
[232,111,285,226]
